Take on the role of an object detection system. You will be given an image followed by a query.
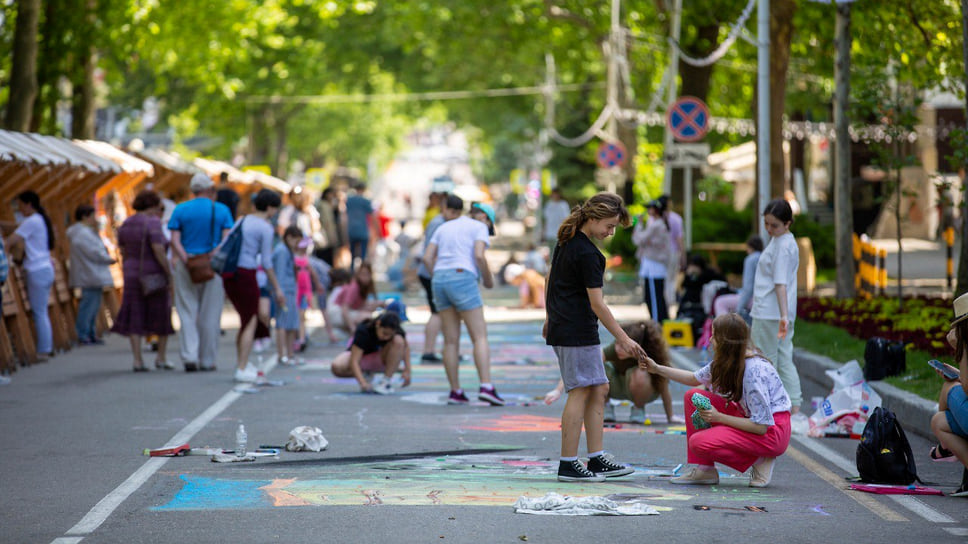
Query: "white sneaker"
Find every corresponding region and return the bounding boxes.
[371,375,394,395]
[0,375,10,386]
[629,406,646,424]
[234,366,259,383]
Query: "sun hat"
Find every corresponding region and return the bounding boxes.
[503,263,525,283]
[189,173,215,192]
[471,202,496,235]
[952,292,968,327]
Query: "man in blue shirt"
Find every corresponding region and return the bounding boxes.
[344,181,374,271]
[168,173,234,372]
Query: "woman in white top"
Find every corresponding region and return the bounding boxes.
[423,201,503,406]
[2,191,56,359]
[640,313,792,488]
[222,189,286,382]
[750,199,801,412]
[632,199,671,322]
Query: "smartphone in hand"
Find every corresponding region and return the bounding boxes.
[928,359,960,380]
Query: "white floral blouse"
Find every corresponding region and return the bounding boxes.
[694,355,792,425]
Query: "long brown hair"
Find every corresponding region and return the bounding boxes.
[956,320,968,365]
[709,313,754,402]
[556,192,630,246]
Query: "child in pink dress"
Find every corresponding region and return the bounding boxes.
[293,237,321,352]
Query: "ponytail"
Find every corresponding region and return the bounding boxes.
[555,192,630,246]
[17,191,55,250]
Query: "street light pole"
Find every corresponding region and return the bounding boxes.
[757,0,770,237]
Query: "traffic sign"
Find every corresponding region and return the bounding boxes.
[664,143,710,167]
[667,96,710,142]
[596,140,627,169]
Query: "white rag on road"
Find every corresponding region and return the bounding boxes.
[513,492,659,516]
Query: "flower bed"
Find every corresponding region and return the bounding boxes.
[797,296,951,356]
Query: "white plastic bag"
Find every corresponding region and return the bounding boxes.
[809,381,882,428]
[824,359,864,391]
[286,426,328,452]
[825,359,864,391]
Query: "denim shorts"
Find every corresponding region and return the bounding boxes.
[431,268,483,312]
[946,384,968,438]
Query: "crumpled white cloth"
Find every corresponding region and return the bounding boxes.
[513,492,658,516]
[286,426,328,452]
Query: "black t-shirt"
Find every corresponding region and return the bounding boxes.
[349,320,405,354]
[216,188,241,220]
[545,232,605,347]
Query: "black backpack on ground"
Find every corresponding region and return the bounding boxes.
[863,337,906,381]
[856,407,920,485]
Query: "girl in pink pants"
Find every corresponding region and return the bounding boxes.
[640,313,792,487]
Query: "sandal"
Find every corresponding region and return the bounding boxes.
[155,360,175,370]
[132,365,150,372]
[930,443,957,462]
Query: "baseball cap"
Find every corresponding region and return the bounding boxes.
[471,202,496,235]
[189,173,215,192]
[384,299,409,322]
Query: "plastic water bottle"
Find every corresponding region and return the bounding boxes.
[236,424,247,457]
[700,345,709,364]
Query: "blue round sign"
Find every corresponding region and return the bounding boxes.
[667,96,710,142]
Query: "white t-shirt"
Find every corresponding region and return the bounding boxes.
[236,216,275,271]
[15,213,52,273]
[543,199,571,241]
[429,216,490,277]
[694,355,792,425]
[751,232,799,321]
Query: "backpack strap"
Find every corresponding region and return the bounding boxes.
[891,418,923,485]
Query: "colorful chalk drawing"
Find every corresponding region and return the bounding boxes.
[152,453,735,510]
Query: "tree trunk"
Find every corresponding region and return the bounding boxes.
[834,3,856,298]
[957,0,968,297]
[768,0,797,199]
[71,0,97,139]
[4,0,41,131]
[249,106,271,166]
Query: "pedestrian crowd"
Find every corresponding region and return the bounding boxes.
[1,177,966,498]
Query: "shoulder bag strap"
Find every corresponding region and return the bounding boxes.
[210,201,216,252]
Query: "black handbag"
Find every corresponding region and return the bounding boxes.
[863,337,906,381]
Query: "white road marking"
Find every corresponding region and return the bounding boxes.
[54,355,279,543]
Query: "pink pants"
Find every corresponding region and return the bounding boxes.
[683,387,791,472]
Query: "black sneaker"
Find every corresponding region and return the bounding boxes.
[952,468,968,498]
[587,453,635,478]
[421,353,442,363]
[557,459,606,482]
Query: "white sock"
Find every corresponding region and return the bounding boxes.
[480,382,492,389]
[560,456,578,462]
[588,450,604,459]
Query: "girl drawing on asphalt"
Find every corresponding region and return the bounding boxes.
[639,313,792,487]
[544,192,646,482]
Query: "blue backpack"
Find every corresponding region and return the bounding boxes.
[0,238,8,284]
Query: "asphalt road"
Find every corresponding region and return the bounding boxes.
[2,285,967,544]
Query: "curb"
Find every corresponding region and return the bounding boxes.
[795,349,939,440]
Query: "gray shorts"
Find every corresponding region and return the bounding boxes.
[554,344,607,392]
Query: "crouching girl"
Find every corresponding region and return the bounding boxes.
[639,313,791,487]
[331,311,411,395]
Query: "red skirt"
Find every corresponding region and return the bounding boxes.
[223,268,270,340]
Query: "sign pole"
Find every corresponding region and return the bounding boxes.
[684,166,693,251]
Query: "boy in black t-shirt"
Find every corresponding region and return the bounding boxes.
[330,311,411,394]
